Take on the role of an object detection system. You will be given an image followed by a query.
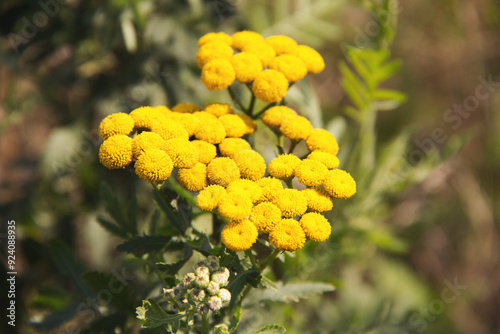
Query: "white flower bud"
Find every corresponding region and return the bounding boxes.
[163,288,175,301]
[207,281,220,296]
[195,275,210,289]
[211,267,230,287]
[218,288,231,304]
[190,288,206,302]
[196,265,210,278]
[206,255,220,271]
[208,296,223,312]
[183,273,196,287]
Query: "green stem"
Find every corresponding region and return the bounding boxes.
[227,86,246,112]
[285,179,293,189]
[245,249,259,268]
[201,311,209,334]
[288,140,299,154]
[167,177,197,206]
[253,102,276,119]
[259,248,281,271]
[277,134,285,155]
[247,93,256,116]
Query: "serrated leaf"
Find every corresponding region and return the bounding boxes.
[373,89,407,103]
[153,189,187,234]
[245,281,335,305]
[100,183,127,229]
[81,271,134,311]
[227,269,261,309]
[376,59,402,82]
[219,251,244,273]
[96,216,128,238]
[339,62,368,110]
[137,299,186,329]
[176,196,192,226]
[125,195,139,236]
[157,243,193,276]
[260,276,279,291]
[252,324,287,334]
[116,235,172,254]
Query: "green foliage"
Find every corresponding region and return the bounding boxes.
[252,324,287,334]
[245,282,335,306]
[136,299,187,330]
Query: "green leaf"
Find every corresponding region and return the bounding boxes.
[339,62,368,110]
[125,195,139,236]
[80,271,134,311]
[137,299,186,329]
[157,243,193,276]
[96,216,128,238]
[245,281,335,305]
[227,269,260,309]
[176,196,192,226]
[116,235,172,254]
[260,276,279,291]
[100,183,127,229]
[373,89,407,103]
[251,324,287,334]
[153,189,187,234]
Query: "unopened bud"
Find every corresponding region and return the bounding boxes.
[207,281,220,296]
[218,288,231,304]
[208,296,223,312]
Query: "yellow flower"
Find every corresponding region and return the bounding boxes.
[249,202,282,233]
[218,138,252,158]
[191,140,217,164]
[164,138,199,169]
[294,45,325,74]
[252,70,289,103]
[197,185,227,211]
[193,117,226,144]
[255,177,284,203]
[201,58,236,91]
[193,111,218,122]
[231,30,264,50]
[98,113,134,140]
[323,169,356,199]
[261,106,297,128]
[306,129,339,155]
[221,220,258,251]
[294,159,328,187]
[196,41,233,68]
[177,163,208,192]
[226,179,262,203]
[272,189,308,218]
[218,192,253,221]
[268,154,301,180]
[151,119,189,141]
[153,105,172,116]
[307,151,339,169]
[135,148,173,183]
[299,212,331,241]
[301,188,333,212]
[130,106,166,130]
[232,150,266,181]
[164,112,200,137]
[265,35,298,55]
[171,103,202,113]
[280,115,313,141]
[230,52,263,83]
[99,135,134,169]
[269,219,305,252]
[218,114,256,138]
[269,54,308,82]
[132,131,166,158]
[242,42,276,67]
[207,157,240,187]
[198,32,232,47]
[204,102,234,117]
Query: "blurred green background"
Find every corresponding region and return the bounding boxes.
[1,0,499,333]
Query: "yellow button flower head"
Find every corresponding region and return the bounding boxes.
[294,45,325,74]
[307,151,340,169]
[196,41,234,68]
[252,69,289,103]
[233,150,266,181]
[130,106,166,130]
[306,129,339,155]
[193,111,218,122]
[204,102,234,117]
[299,212,331,241]
[226,179,262,203]
[269,54,308,82]
[201,58,236,91]
[265,35,298,55]
[280,115,313,141]
[231,30,264,50]
[272,188,308,218]
[301,188,333,212]
[268,154,301,181]
[294,159,328,187]
[98,113,134,140]
[198,32,232,47]
[191,140,217,164]
[219,114,256,138]
[171,103,202,113]
[132,131,166,158]
[238,113,257,134]
[135,148,173,183]
[177,163,208,192]
[242,42,276,67]
[164,138,199,169]
[207,157,240,187]
[151,119,189,141]
[256,177,284,203]
[193,117,226,144]
[165,112,200,137]
[269,219,305,252]
[262,106,297,128]
[230,52,263,83]
[249,202,282,233]
[322,169,356,199]
[99,135,134,169]
[154,105,171,116]
[218,192,253,221]
[221,220,258,251]
[218,138,252,158]
[197,185,227,211]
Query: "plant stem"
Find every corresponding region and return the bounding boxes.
[259,248,281,271]
[253,102,276,119]
[285,179,293,189]
[277,134,285,155]
[288,140,299,154]
[245,249,259,268]
[227,86,246,112]
[201,311,209,334]
[358,106,376,180]
[247,93,256,116]
[167,177,197,206]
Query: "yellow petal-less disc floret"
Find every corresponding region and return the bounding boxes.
[232,150,266,181]
[252,69,289,103]
[201,58,236,91]
[198,32,232,47]
[218,192,253,221]
[272,188,308,218]
[221,220,258,251]
[171,103,202,113]
[265,35,298,55]
[99,135,134,169]
[98,113,135,140]
[269,219,305,252]
[164,138,199,169]
[231,30,264,50]
[154,105,171,116]
[230,52,263,83]
[218,138,252,158]
[177,163,208,192]
[294,45,325,74]
[268,154,301,181]
[306,129,339,155]
[261,106,297,128]
[294,159,328,187]
[280,115,313,141]
[196,41,234,69]
[226,179,262,203]
[242,42,276,67]
[191,140,217,164]
[256,177,284,203]
[132,131,166,158]
[301,188,333,212]
[307,151,340,169]
[204,103,234,117]
[322,169,356,199]
[135,148,173,183]
[193,117,226,144]
[218,114,249,138]
[197,185,227,211]
[193,111,218,122]
[130,106,166,130]
[207,157,240,187]
[249,202,282,233]
[269,54,308,83]
[164,112,200,137]
[151,119,189,141]
[299,212,331,241]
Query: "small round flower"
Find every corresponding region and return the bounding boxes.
[151,119,189,141]
[183,273,196,288]
[269,219,305,252]
[99,135,134,169]
[211,268,230,287]
[242,42,276,67]
[252,69,289,103]
[255,177,284,203]
[135,149,174,183]
[307,151,340,169]
[164,138,199,169]
[130,106,166,130]
[221,220,258,251]
[269,54,308,82]
[98,113,134,140]
[262,106,297,128]
[204,102,234,117]
[231,30,264,50]
[294,45,325,73]
[191,140,217,164]
[230,52,263,83]
[226,179,262,203]
[206,255,220,271]
[301,188,333,212]
[177,163,208,192]
[201,58,236,91]
[163,288,174,301]
[165,112,200,137]
[208,296,223,312]
[207,157,240,187]
[272,189,308,218]
[280,115,313,141]
[198,32,232,47]
[132,131,166,158]
[218,114,249,138]
[197,185,226,211]
[218,192,253,221]
[194,117,226,144]
[322,169,356,199]
[265,35,298,55]
[218,138,252,158]
[190,288,206,302]
[195,275,210,289]
[207,281,220,296]
[300,212,331,241]
[249,202,282,233]
[171,103,202,113]
[306,129,339,155]
[193,111,218,122]
[233,150,266,181]
[237,114,257,135]
[294,159,328,187]
[173,284,185,299]
[154,105,172,116]
[268,154,301,180]
[196,265,210,279]
[218,288,231,303]
[196,41,233,68]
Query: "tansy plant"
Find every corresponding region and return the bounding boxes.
[97,30,355,333]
